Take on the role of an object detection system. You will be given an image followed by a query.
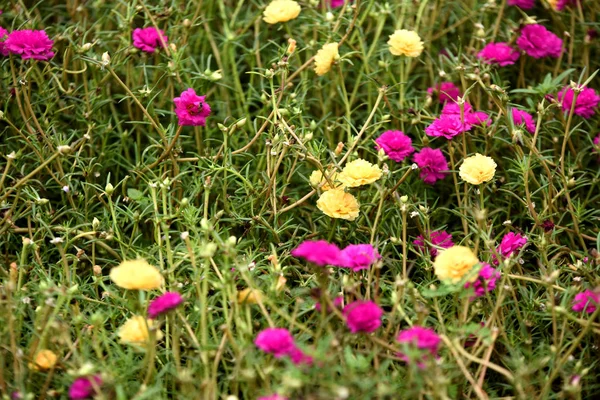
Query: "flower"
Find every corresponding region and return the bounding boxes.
[511,109,536,133]
[572,290,600,313]
[254,328,296,357]
[291,240,344,266]
[109,259,163,290]
[425,114,470,140]
[309,169,343,191]
[118,315,163,345]
[339,159,382,187]
[396,326,441,365]
[413,148,449,185]
[374,130,415,162]
[340,244,380,271]
[4,29,54,61]
[547,0,578,11]
[30,350,58,371]
[497,232,527,259]
[441,102,491,126]
[433,246,480,283]
[314,43,339,76]
[507,0,535,8]
[477,42,520,66]
[0,26,9,56]
[330,0,349,7]
[464,263,500,299]
[459,153,497,185]
[427,82,461,104]
[237,288,264,305]
[288,347,313,365]
[343,300,383,333]
[69,375,102,400]
[263,0,301,24]
[413,230,454,257]
[132,27,168,53]
[316,189,360,220]
[173,88,211,126]
[148,292,184,318]
[517,24,563,58]
[558,86,600,119]
[388,30,424,57]
[259,395,288,400]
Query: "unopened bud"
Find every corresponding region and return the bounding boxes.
[105,183,114,196]
[334,142,344,156]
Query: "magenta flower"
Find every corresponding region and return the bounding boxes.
[148,292,183,319]
[477,43,520,66]
[507,0,535,8]
[288,347,313,365]
[495,232,527,262]
[517,24,563,59]
[330,0,349,7]
[572,290,600,313]
[259,395,288,400]
[511,109,536,133]
[343,300,383,333]
[427,82,461,104]
[255,328,296,358]
[0,26,8,56]
[374,130,415,162]
[291,240,343,266]
[413,230,454,257]
[558,86,600,119]
[464,263,500,300]
[340,244,380,271]
[396,326,441,365]
[69,375,102,400]
[441,102,491,126]
[425,114,470,140]
[173,88,211,126]
[132,27,168,53]
[4,30,55,61]
[413,148,449,185]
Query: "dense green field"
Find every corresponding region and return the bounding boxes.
[1,0,600,398]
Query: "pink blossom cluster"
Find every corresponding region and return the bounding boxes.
[343,300,383,333]
[69,375,102,400]
[477,42,520,66]
[558,86,600,119]
[174,88,212,126]
[507,0,535,9]
[413,148,449,185]
[511,109,536,133]
[291,240,380,271]
[493,232,527,265]
[148,292,184,318]
[572,290,600,314]
[517,24,563,59]
[375,130,415,162]
[425,102,490,140]
[396,326,441,366]
[427,82,461,104]
[254,328,313,365]
[464,263,501,300]
[413,230,454,257]
[1,28,54,61]
[132,27,168,53]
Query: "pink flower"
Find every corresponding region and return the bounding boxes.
[517,24,562,59]
[291,240,343,266]
[315,295,344,311]
[425,114,470,140]
[396,326,440,365]
[69,375,102,400]
[511,109,536,133]
[374,130,415,162]
[413,148,449,184]
[255,328,296,358]
[340,244,380,271]
[464,263,500,299]
[555,0,578,10]
[413,230,454,257]
[259,395,288,400]
[507,0,535,8]
[4,30,55,61]
[343,300,383,333]
[288,347,313,365]
[0,26,8,56]
[132,27,168,53]
[478,43,520,66]
[558,86,600,119]
[427,82,461,104]
[593,134,600,160]
[442,102,491,126]
[148,292,183,319]
[497,232,527,259]
[330,0,349,7]
[572,290,600,313]
[173,88,211,126]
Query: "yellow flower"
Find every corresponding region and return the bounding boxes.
[316,188,360,220]
[546,0,559,10]
[118,316,163,345]
[30,349,58,371]
[309,169,343,191]
[263,0,301,24]
[387,29,424,57]
[109,259,163,290]
[459,153,497,185]
[339,159,382,187]
[314,43,339,76]
[237,288,264,305]
[433,246,480,283]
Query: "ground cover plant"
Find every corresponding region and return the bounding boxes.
[1,0,600,398]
